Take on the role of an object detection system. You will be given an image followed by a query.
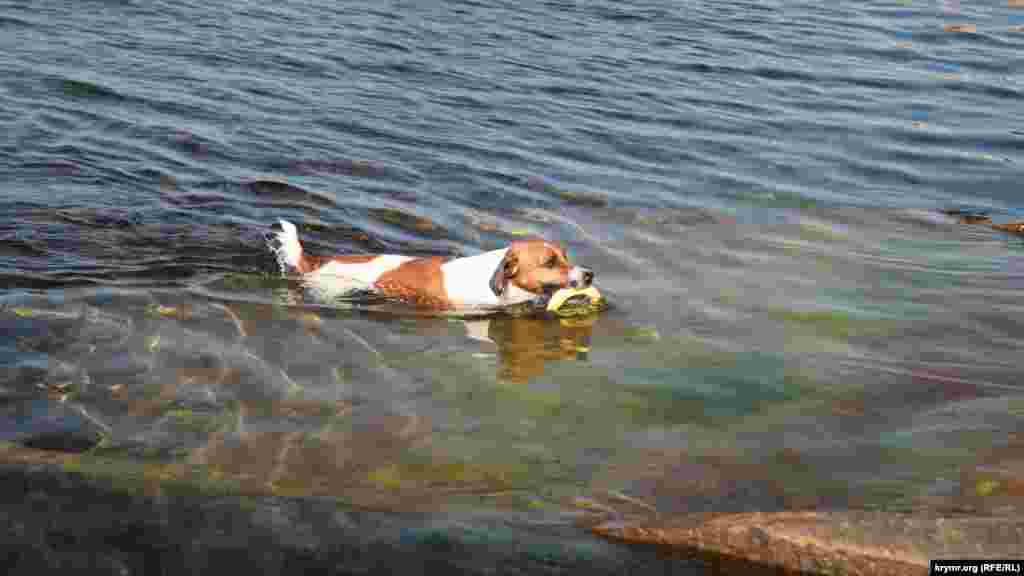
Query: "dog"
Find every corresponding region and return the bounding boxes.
[270,220,594,311]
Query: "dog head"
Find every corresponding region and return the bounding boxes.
[489,239,594,300]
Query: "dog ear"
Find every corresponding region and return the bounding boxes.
[489,251,518,296]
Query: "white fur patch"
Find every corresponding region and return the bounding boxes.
[502,284,538,305]
[304,255,412,299]
[440,248,538,308]
[440,249,506,308]
[270,219,303,272]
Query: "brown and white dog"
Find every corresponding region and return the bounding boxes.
[270,219,594,311]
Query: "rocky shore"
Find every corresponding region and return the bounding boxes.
[3,443,1020,575]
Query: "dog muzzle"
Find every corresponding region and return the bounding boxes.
[568,266,594,289]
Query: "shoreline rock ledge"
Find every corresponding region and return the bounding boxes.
[591,510,1024,576]
[2,441,1021,575]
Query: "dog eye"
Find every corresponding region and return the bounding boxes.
[545,255,557,267]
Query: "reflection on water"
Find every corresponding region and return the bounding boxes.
[485,315,595,384]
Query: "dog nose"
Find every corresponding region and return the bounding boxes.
[569,267,594,288]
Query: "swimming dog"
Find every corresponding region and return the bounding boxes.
[269,219,594,311]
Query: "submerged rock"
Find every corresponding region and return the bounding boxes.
[0,400,105,454]
[0,444,684,575]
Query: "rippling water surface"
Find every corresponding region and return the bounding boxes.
[2,0,1024,566]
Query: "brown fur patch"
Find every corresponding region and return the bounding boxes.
[993,222,1024,236]
[373,256,452,309]
[506,240,572,294]
[296,254,325,274]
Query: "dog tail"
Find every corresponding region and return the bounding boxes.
[269,219,305,273]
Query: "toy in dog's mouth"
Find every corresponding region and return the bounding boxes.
[543,285,605,317]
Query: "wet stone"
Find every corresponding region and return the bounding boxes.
[0,362,48,397]
[0,400,104,453]
[592,510,1024,576]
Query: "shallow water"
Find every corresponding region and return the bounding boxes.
[2,0,1024,561]
[3,205,1023,525]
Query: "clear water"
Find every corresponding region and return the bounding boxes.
[2,0,1023,551]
